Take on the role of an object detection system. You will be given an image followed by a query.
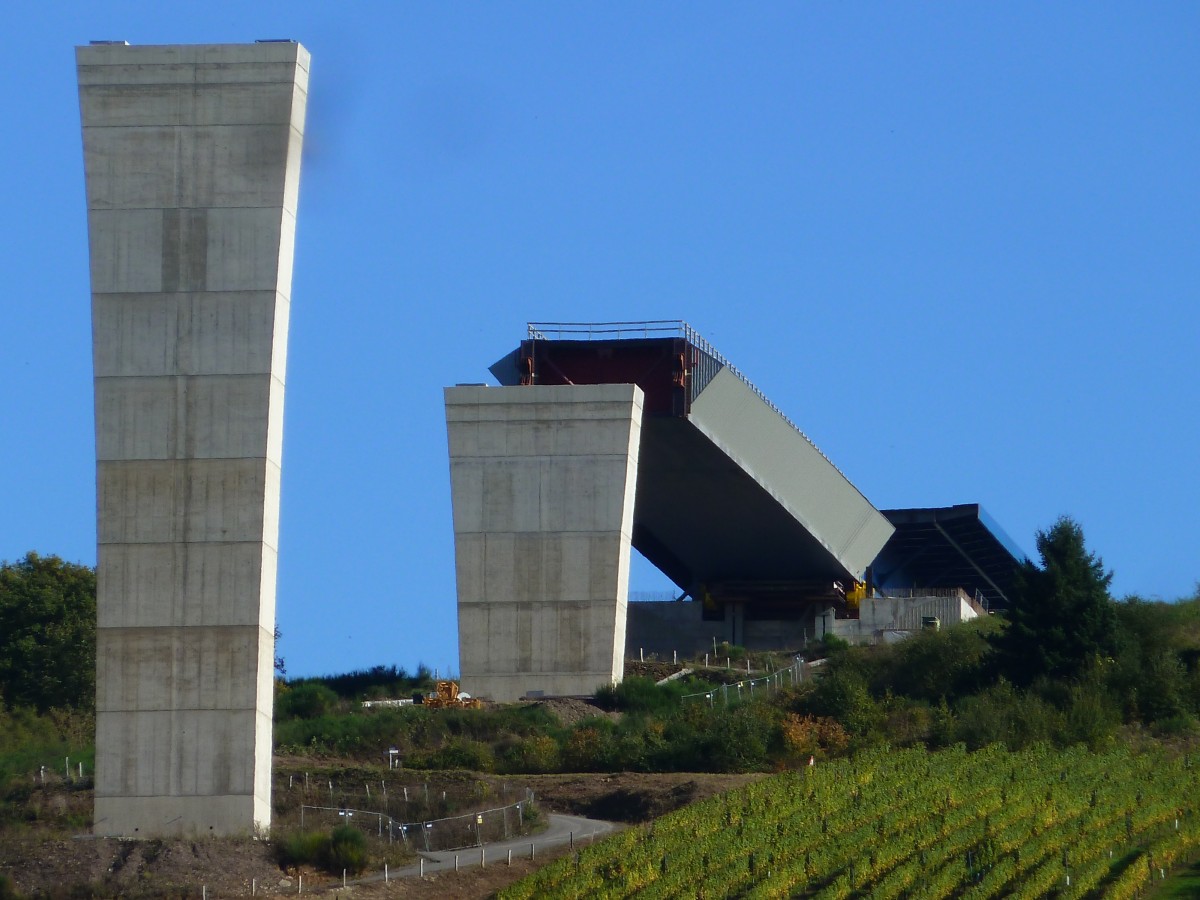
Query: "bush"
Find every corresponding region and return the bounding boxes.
[1151,713,1199,737]
[561,724,613,772]
[594,676,702,715]
[275,826,368,876]
[888,619,996,702]
[276,683,341,720]
[305,665,430,700]
[880,697,935,746]
[806,665,881,738]
[497,735,560,774]
[701,704,775,771]
[779,714,849,761]
[275,830,329,869]
[323,825,368,875]
[815,635,850,657]
[0,873,21,900]
[1062,679,1121,749]
[951,681,1062,750]
[715,642,747,662]
[419,738,495,772]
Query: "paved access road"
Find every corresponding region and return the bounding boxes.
[387,813,619,880]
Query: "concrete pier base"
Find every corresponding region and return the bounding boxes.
[445,385,644,702]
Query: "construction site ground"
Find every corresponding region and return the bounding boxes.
[1,765,762,899]
[2,668,774,897]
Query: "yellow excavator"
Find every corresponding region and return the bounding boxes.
[422,680,482,709]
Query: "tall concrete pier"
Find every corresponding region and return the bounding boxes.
[78,42,308,836]
[446,384,644,702]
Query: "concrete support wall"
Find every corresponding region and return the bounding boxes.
[847,595,970,633]
[625,602,731,659]
[831,594,979,642]
[79,43,308,837]
[627,594,982,656]
[625,601,821,657]
[446,385,643,702]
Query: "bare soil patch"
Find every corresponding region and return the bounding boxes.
[519,771,761,823]
[529,697,619,727]
[0,833,284,898]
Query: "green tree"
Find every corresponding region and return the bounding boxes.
[0,552,96,711]
[1109,594,1200,725]
[990,517,1117,686]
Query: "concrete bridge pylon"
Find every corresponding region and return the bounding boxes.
[79,42,308,837]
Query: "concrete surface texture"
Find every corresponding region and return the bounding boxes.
[79,42,308,837]
[446,384,644,702]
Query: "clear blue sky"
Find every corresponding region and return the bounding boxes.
[2,4,1197,678]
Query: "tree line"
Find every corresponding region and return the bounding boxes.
[3,516,1199,764]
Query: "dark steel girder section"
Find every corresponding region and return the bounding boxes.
[874,504,1028,611]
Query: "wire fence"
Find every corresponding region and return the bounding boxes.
[278,773,529,823]
[23,757,92,790]
[299,790,536,853]
[680,658,807,707]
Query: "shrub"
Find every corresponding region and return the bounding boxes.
[807,665,881,738]
[0,873,21,900]
[1151,713,1199,737]
[422,738,495,772]
[816,635,850,657]
[498,735,560,774]
[275,826,368,876]
[275,830,329,869]
[881,697,934,746]
[952,680,1062,750]
[779,714,850,761]
[715,642,747,662]
[562,724,616,772]
[323,825,368,875]
[311,665,426,700]
[888,620,996,701]
[276,683,341,720]
[595,677,674,715]
[1062,679,1121,749]
[645,703,775,773]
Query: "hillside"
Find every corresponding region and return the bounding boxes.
[5,538,1200,896]
[500,743,1200,898]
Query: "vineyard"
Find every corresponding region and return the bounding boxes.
[499,743,1200,899]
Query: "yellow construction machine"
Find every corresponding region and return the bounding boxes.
[422,680,482,709]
